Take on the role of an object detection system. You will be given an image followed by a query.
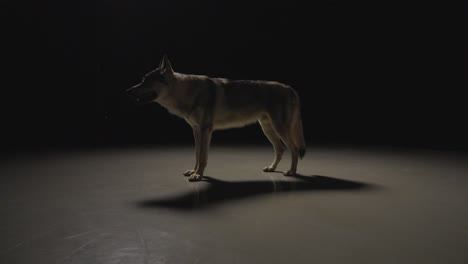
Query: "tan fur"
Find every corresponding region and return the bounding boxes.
[126,55,306,182]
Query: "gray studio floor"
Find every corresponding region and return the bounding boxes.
[1,145,467,264]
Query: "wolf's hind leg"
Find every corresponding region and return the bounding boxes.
[259,117,285,172]
[269,114,298,176]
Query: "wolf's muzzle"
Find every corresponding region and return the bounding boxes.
[126,86,157,105]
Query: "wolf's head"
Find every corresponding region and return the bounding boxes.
[126,55,174,105]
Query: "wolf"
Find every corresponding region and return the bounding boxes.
[126,55,306,182]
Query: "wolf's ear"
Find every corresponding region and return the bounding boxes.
[159,54,173,75]
[158,54,166,68]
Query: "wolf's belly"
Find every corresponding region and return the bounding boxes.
[213,111,263,130]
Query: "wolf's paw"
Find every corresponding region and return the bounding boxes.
[283,170,296,176]
[183,170,195,176]
[263,166,276,172]
[188,173,203,182]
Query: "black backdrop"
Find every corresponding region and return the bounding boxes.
[1,1,466,150]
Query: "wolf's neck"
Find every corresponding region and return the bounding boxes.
[155,76,193,119]
[156,94,186,118]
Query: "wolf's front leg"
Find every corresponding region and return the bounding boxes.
[189,126,212,182]
[183,126,200,176]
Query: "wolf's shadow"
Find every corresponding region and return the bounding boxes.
[137,174,377,210]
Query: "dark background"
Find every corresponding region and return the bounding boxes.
[1,0,466,150]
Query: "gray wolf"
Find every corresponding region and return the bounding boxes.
[126,55,306,182]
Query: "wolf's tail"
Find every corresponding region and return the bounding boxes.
[291,89,306,159]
